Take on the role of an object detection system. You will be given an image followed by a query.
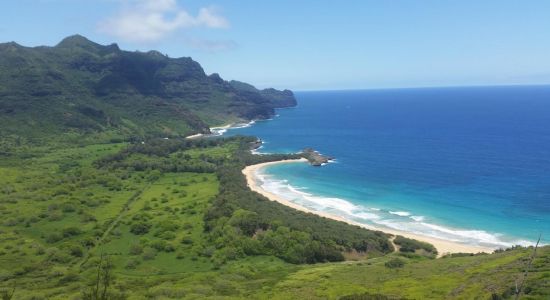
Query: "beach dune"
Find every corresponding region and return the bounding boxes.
[242,159,495,257]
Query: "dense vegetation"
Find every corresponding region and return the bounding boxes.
[0,136,547,299]
[393,235,437,257]
[0,35,548,299]
[0,35,296,145]
[96,137,394,265]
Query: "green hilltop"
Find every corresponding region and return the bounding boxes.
[0,36,548,299]
[0,35,296,144]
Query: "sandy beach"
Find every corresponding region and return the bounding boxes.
[185,133,204,139]
[242,159,495,257]
[185,124,234,139]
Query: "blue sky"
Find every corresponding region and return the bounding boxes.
[1,0,550,90]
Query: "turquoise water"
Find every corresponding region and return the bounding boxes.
[227,86,550,248]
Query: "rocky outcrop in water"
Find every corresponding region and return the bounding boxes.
[302,148,334,166]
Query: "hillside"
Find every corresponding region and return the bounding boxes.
[0,35,296,144]
[0,136,547,299]
[0,35,548,300]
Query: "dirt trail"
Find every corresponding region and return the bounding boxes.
[76,185,149,269]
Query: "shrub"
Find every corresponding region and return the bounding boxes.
[62,227,82,237]
[142,247,157,260]
[394,235,437,254]
[81,237,96,248]
[164,243,176,252]
[129,243,143,255]
[35,246,46,255]
[130,222,151,235]
[48,211,64,221]
[59,271,79,284]
[81,213,97,222]
[125,258,140,269]
[69,245,84,257]
[46,247,71,263]
[181,236,193,245]
[61,202,76,213]
[385,258,406,269]
[442,252,476,258]
[156,220,179,231]
[3,219,18,226]
[213,280,237,296]
[158,231,176,240]
[46,233,63,243]
[151,240,168,251]
[202,246,215,258]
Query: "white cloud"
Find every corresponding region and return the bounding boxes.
[196,7,229,28]
[183,37,237,52]
[98,0,229,43]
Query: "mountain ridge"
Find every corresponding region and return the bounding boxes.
[0,34,296,143]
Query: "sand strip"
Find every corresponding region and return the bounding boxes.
[185,133,204,139]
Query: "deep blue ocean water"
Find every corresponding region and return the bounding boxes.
[226,86,550,248]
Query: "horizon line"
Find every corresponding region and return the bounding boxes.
[292,83,550,93]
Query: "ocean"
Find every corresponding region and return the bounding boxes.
[226,86,550,248]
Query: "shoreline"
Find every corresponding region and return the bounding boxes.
[185,124,233,140]
[186,121,255,139]
[242,159,495,257]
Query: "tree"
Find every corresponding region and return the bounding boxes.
[514,234,542,300]
[228,209,260,236]
[82,253,126,300]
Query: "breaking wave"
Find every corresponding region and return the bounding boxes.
[254,169,536,249]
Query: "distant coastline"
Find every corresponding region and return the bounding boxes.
[242,159,495,257]
[186,121,256,140]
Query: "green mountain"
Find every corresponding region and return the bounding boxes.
[0,35,296,143]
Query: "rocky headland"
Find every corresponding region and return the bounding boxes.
[302,148,334,166]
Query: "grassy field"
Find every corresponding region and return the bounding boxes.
[0,140,548,299]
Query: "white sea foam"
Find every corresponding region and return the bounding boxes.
[287,185,312,196]
[389,211,411,217]
[251,145,264,155]
[210,127,227,136]
[253,171,538,249]
[351,212,381,220]
[410,215,425,222]
[210,120,256,136]
[231,120,256,129]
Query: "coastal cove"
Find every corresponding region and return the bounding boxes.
[227,87,550,250]
[243,159,494,256]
